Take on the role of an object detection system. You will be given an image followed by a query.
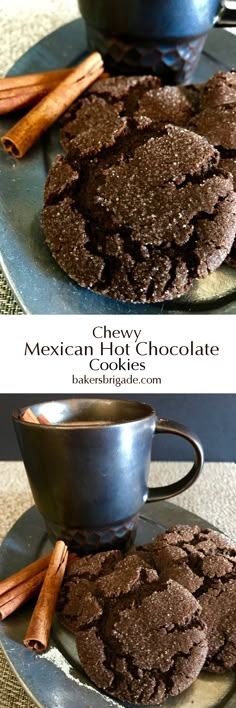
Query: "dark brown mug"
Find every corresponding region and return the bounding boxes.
[78,0,236,82]
[13,398,204,553]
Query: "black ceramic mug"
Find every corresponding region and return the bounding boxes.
[78,0,236,82]
[13,398,204,553]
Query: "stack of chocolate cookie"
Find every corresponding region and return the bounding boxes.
[58,524,236,704]
[43,71,236,303]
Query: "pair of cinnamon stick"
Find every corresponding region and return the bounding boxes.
[1,51,104,158]
[0,542,75,651]
[0,552,51,621]
[0,68,75,115]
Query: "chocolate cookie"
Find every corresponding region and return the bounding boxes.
[201,71,236,109]
[43,110,236,302]
[134,525,236,672]
[60,95,128,155]
[60,75,161,152]
[190,72,236,151]
[88,75,162,100]
[60,76,200,148]
[189,104,236,152]
[188,71,236,266]
[59,552,208,704]
[58,549,123,634]
[134,84,201,129]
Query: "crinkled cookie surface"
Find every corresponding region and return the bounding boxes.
[133,525,236,673]
[58,551,208,704]
[43,74,236,303]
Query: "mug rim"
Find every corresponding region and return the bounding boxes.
[12,398,157,429]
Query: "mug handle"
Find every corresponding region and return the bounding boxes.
[215,6,236,26]
[147,418,204,502]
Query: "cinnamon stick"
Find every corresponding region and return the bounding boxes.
[0,82,60,115]
[20,408,40,424]
[1,52,104,158]
[0,570,46,620]
[0,552,51,597]
[24,540,68,651]
[0,67,74,91]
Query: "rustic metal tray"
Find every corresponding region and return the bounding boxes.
[0,21,236,313]
[0,503,235,707]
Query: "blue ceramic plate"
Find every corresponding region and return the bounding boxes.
[1,503,236,707]
[0,20,236,314]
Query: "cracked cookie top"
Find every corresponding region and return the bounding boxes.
[60,76,200,147]
[134,84,200,129]
[43,76,236,303]
[58,552,207,704]
[133,525,236,673]
[187,71,236,268]
[60,96,128,155]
